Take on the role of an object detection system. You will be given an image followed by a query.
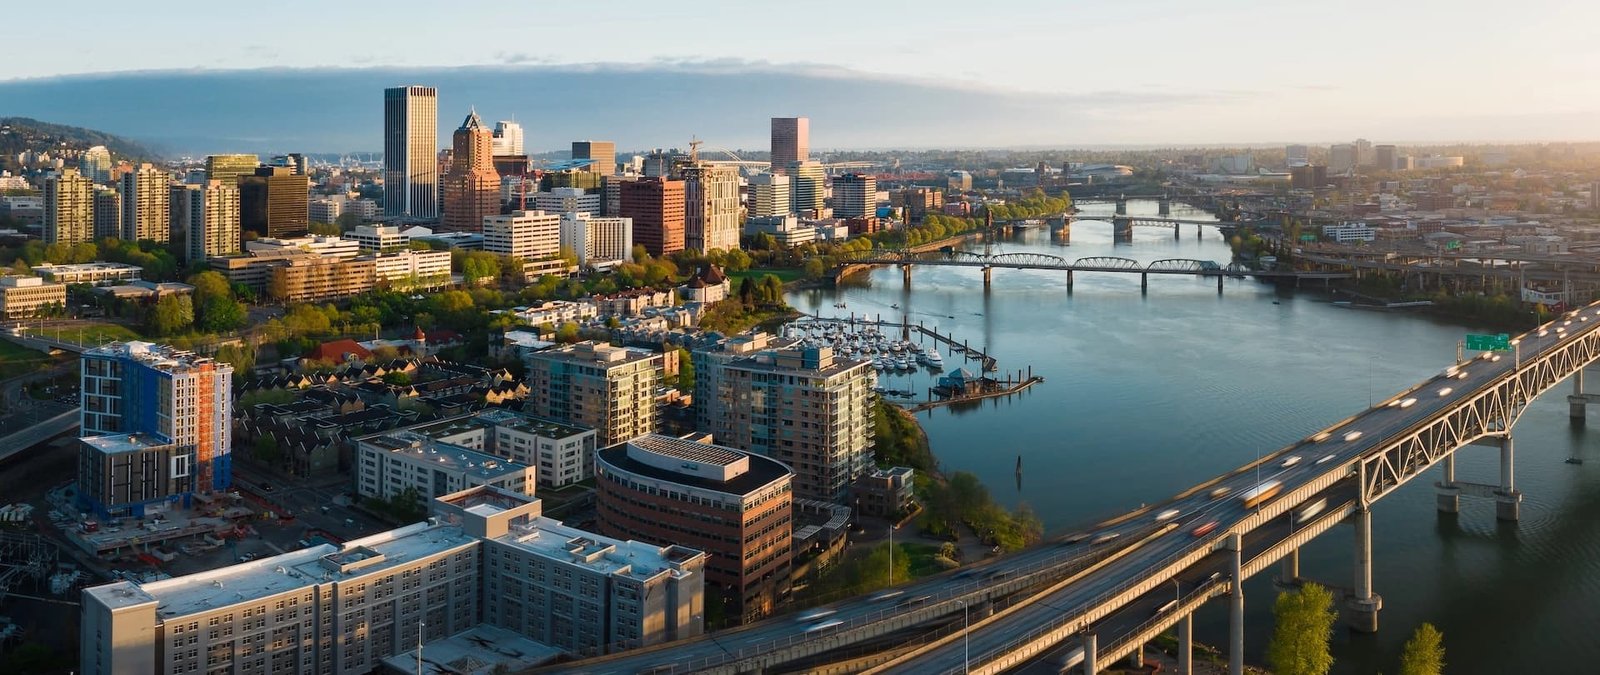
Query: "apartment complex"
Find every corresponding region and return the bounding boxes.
[383,85,440,220]
[597,435,794,622]
[440,110,502,232]
[44,167,95,244]
[0,275,66,318]
[619,176,685,257]
[559,213,633,267]
[523,342,664,446]
[240,166,310,239]
[118,163,171,242]
[366,248,451,290]
[172,179,242,262]
[831,172,877,218]
[79,342,234,517]
[82,486,705,674]
[484,210,561,261]
[680,163,740,253]
[81,145,112,183]
[696,338,875,502]
[93,188,121,240]
[770,117,809,174]
[368,410,599,490]
[572,140,616,175]
[355,429,536,503]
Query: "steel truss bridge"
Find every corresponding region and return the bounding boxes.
[832,248,1348,291]
[543,303,1600,675]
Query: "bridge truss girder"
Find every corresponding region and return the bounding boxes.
[989,252,1068,268]
[1146,258,1219,273]
[1074,256,1143,271]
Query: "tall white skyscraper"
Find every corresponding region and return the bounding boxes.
[788,161,826,217]
[80,146,112,184]
[748,173,791,219]
[174,180,241,263]
[492,120,525,156]
[118,164,171,242]
[383,85,439,220]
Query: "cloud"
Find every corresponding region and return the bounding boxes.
[493,51,553,66]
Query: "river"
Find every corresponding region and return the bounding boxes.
[787,199,1596,674]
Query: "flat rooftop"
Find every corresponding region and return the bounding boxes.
[630,434,743,467]
[379,624,562,675]
[84,341,231,375]
[599,438,791,498]
[363,432,529,480]
[81,432,174,456]
[491,516,696,581]
[473,408,591,439]
[133,521,476,620]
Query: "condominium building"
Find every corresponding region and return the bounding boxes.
[308,197,342,224]
[523,342,664,446]
[0,275,66,319]
[1329,143,1358,173]
[204,153,259,184]
[511,301,600,329]
[680,163,740,253]
[748,173,791,219]
[31,262,142,285]
[484,210,561,261]
[118,163,171,242]
[831,172,877,219]
[533,187,602,215]
[367,249,451,290]
[902,187,944,224]
[93,188,120,240]
[81,145,112,184]
[440,110,502,232]
[173,179,242,262]
[347,224,409,252]
[265,256,376,303]
[619,177,685,257]
[559,213,633,267]
[356,429,536,503]
[384,85,440,220]
[79,342,233,517]
[240,166,310,239]
[770,117,809,174]
[492,120,525,156]
[788,161,827,218]
[44,167,95,244]
[81,486,704,675]
[572,140,616,175]
[695,339,875,502]
[597,435,793,623]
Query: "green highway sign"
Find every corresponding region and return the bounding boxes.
[1300,234,1316,242]
[1465,333,1511,351]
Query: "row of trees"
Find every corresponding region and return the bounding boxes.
[1266,582,1445,675]
[3,237,183,281]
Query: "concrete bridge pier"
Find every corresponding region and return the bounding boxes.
[1140,273,1149,294]
[1568,369,1600,422]
[1174,225,1181,239]
[1282,547,1300,583]
[983,266,992,290]
[1067,270,1074,293]
[1127,642,1145,669]
[900,264,912,289]
[1497,436,1521,522]
[1227,532,1244,675]
[1113,216,1134,242]
[1159,196,1172,215]
[1081,632,1097,675]
[1197,224,1205,239]
[1177,613,1193,675]
[1436,452,1461,514]
[1347,505,1382,633]
[1216,274,1223,294]
[1115,195,1128,215]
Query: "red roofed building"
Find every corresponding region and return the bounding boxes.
[304,339,372,365]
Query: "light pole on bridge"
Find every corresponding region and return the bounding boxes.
[954,598,970,673]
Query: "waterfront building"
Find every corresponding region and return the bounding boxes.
[438,408,600,488]
[597,435,794,623]
[118,163,171,242]
[770,117,809,174]
[695,338,875,502]
[619,176,686,257]
[204,153,259,184]
[79,342,233,518]
[788,161,827,218]
[572,140,616,175]
[831,172,877,218]
[748,173,791,219]
[522,341,664,446]
[347,224,409,252]
[80,145,112,183]
[440,110,502,232]
[383,85,440,220]
[679,162,740,253]
[901,186,944,224]
[559,212,633,267]
[0,275,66,318]
[173,179,242,262]
[93,188,120,240]
[484,210,561,261]
[44,167,95,244]
[239,166,310,239]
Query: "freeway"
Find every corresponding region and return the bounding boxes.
[885,304,1600,674]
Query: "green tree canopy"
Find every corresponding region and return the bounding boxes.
[1266,582,1338,675]
[149,295,194,336]
[1398,622,1445,675]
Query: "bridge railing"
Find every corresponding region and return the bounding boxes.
[1098,577,1230,666]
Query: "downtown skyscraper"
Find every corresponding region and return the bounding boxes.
[770,117,809,175]
[440,109,502,232]
[383,85,439,220]
[44,167,95,245]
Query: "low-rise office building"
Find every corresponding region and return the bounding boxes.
[0,275,66,318]
[347,224,409,252]
[265,256,376,304]
[597,435,793,623]
[384,410,599,490]
[366,249,451,290]
[31,262,143,285]
[356,429,536,503]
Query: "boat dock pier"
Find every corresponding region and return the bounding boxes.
[839,315,1000,372]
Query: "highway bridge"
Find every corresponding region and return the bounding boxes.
[831,248,1349,292]
[541,301,1600,675]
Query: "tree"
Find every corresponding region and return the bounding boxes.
[802,257,827,280]
[1398,623,1445,675]
[187,270,232,304]
[334,212,362,232]
[216,343,257,374]
[149,295,195,336]
[307,221,341,236]
[554,322,579,343]
[1266,582,1338,675]
[382,371,412,386]
[676,347,694,391]
[632,244,650,264]
[198,296,246,333]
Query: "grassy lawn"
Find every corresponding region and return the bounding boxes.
[0,339,53,379]
[901,542,953,577]
[46,323,143,346]
[727,268,803,286]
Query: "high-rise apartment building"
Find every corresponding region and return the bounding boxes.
[748,173,791,219]
[44,168,94,245]
[79,342,233,518]
[483,210,561,261]
[523,342,664,446]
[696,339,875,502]
[788,161,826,218]
[560,213,634,267]
[1375,144,1399,172]
[173,180,241,262]
[117,163,171,242]
[770,117,809,175]
[204,153,259,185]
[239,166,309,239]
[831,172,876,218]
[383,85,440,220]
[80,145,112,184]
[1329,144,1358,173]
[597,435,794,623]
[679,163,740,253]
[619,176,686,257]
[572,140,616,176]
[492,120,524,156]
[92,188,120,240]
[1354,138,1373,166]
[441,110,502,232]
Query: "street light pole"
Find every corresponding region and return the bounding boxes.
[888,524,894,586]
[957,599,970,673]
[416,621,425,674]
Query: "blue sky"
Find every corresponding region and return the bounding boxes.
[6,0,1598,143]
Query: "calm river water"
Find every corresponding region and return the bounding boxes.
[788,200,1597,673]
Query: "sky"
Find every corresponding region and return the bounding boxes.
[6,0,1600,145]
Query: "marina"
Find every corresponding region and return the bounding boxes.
[783,315,1028,407]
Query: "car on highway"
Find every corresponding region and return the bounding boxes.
[896,594,933,608]
[1540,330,1549,337]
[1316,454,1336,465]
[1280,456,1302,468]
[868,590,905,603]
[1208,486,1232,499]
[804,619,845,633]
[1399,397,1417,409]
[1058,532,1089,545]
[1309,431,1332,442]
[1239,481,1283,508]
[1091,532,1122,546]
[1343,431,1363,442]
[1438,387,1453,397]
[1155,508,1181,522]
[1190,520,1219,537]
[796,608,837,623]
[1295,498,1329,524]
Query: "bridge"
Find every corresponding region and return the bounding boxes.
[831,248,1348,293]
[540,303,1600,675]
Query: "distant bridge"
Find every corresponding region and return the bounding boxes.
[832,249,1349,292]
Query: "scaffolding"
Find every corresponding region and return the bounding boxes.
[0,531,59,598]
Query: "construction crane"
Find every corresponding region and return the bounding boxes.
[688,137,703,162]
